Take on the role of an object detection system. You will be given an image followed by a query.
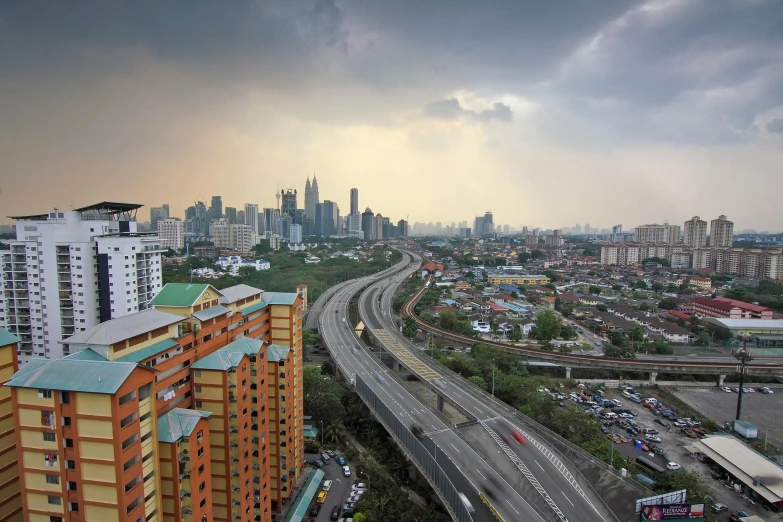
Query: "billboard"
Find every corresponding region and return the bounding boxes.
[640,503,705,521]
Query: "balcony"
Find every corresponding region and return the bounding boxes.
[59,300,73,309]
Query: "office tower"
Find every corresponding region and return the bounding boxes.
[7,282,304,522]
[0,331,19,521]
[162,204,170,218]
[289,224,302,243]
[397,219,408,238]
[281,190,297,222]
[473,216,484,237]
[245,203,259,234]
[362,208,374,240]
[258,214,266,236]
[210,218,231,248]
[304,176,320,223]
[150,206,168,228]
[374,214,384,241]
[224,206,237,224]
[194,201,209,235]
[237,210,245,227]
[633,223,680,244]
[683,216,708,247]
[157,218,185,250]
[710,215,734,247]
[503,224,510,235]
[350,188,358,216]
[347,214,363,238]
[263,208,279,235]
[210,196,223,222]
[0,203,163,365]
[315,201,339,236]
[584,223,591,234]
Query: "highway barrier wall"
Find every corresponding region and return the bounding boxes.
[355,375,476,522]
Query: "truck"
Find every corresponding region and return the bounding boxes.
[734,420,758,439]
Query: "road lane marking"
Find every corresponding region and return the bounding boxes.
[535,460,545,472]
[505,499,520,515]
[475,469,486,480]
[561,491,574,507]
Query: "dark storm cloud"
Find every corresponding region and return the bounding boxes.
[767,118,783,135]
[424,98,513,122]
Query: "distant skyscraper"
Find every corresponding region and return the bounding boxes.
[350,188,358,216]
[244,203,259,234]
[263,208,279,235]
[237,210,245,227]
[304,176,320,222]
[710,215,734,247]
[224,206,237,224]
[150,206,167,228]
[374,214,384,241]
[210,195,223,221]
[289,224,302,243]
[362,208,374,240]
[683,216,708,247]
[281,189,297,222]
[584,223,591,234]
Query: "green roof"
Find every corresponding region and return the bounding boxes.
[267,344,290,362]
[239,301,267,315]
[191,349,247,371]
[282,469,325,522]
[158,408,212,443]
[222,337,264,356]
[262,292,298,306]
[64,348,108,361]
[192,305,229,322]
[150,283,218,307]
[115,338,179,363]
[5,359,152,394]
[303,425,318,438]
[0,329,20,347]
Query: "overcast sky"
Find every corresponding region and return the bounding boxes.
[1,0,782,231]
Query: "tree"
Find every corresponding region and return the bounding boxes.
[658,299,678,310]
[596,303,608,312]
[531,250,546,260]
[468,375,488,390]
[607,330,628,348]
[628,327,645,345]
[632,280,649,290]
[723,287,747,300]
[542,270,560,282]
[519,252,532,264]
[508,327,521,342]
[560,325,578,341]
[652,339,672,354]
[438,309,458,331]
[588,286,602,295]
[402,316,418,338]
[534,310,562,345]
[302,329,319,348]
[612,284,623,291]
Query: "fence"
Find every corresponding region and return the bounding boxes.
[354,375,475,522]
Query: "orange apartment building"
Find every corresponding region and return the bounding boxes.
[0,331,21,521]
[4,282,304,522]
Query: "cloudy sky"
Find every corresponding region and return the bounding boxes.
[1,0,782,231]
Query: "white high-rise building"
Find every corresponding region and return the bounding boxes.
[374,213,384,241]
[683,216,707,247]
[229,224,256,252]
[0,203,163,365]
[289,224,302,244]
[347,213,362,238]
[710,215,734,247]
[633,223,680,244]
[210,218,231,248]
[157,218,184,250]
[244,203,259,234]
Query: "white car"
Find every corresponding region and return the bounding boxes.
[343,465,351,477]
[721,386,732,393]
[351,483,368,491]
[666,462,681,470]
[322,479,333,491]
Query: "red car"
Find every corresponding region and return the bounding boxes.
[512,431,528,445]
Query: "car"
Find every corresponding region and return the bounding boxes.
[512,431,528,444]
[627,427,639,436]
[335,455,347,466]
[673,420,687,427]
[325,450,336,457]
[343,504,356,516]
[722,386,732,393]
[321,453,331,463]
[343,465,351,477]
[666,462,681,470]
[352,482,368,491]
[642,428,659,435]
[348,494,363,503]
[322,479,333,491]
[619,413,633,418]
[310,459,325,468]
[645,435,662,443]
[317,491,328,503]
[375,374,386,384]
[710,503,728,513]
[601,425,610,434]
[330,506,342,520]
[310,504,322,516]
[729,511,750,522]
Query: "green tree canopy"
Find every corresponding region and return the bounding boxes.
[588,285,602,295]
[534,310,562,344]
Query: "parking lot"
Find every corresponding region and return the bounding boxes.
[672,387,783,451]
[303,451,364,521]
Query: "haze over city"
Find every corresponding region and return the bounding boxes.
[1,0,783,229]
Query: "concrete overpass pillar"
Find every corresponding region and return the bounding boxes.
[437,394,444,412]
[565,367,572,379]
[649,372,658,385]
[718,374,726,387]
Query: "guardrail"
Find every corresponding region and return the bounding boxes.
[355,375,475,522]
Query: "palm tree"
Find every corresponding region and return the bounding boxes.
[325,421,343,443]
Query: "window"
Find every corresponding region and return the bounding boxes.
[38,389,52,399]
[200,499,206,508]
[195,401,202,408]
[198,464,205,475]
[47,495,61,505]
[45,474,59,484]
[63,417,71,427]
[199,481,205,492]
[50,517,63,522]
[194,370,201,378]
[197,447,204,458]
[43,432,56,442]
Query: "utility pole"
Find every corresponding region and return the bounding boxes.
[735,336,753,421]
[491,358,496,397]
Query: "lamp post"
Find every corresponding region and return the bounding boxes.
[734,336,754,421]
[320,420,324,447]
[491,358,496,397]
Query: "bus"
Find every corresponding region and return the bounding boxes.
[635,456,665,474]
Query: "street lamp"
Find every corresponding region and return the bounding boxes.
[734,335,754,421]
[491,358,496,397]
[320,420,324,447]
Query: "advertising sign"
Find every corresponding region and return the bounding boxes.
[640,503,705,521]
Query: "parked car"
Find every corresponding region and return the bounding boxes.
[645,435,662,443]
[310,504,322,516]
[729,511,750,522]
[722,386,733,393]
[352,482,368,491]
[317,491,328,504]
[343,466,351,477]
[330,506,342,520]
[666,462,681,470]
[321,453,332,463]
[335,455,347,466]
[710,503,728,513]
[310,459,325,468]
[322,480,333,491]
[627,427,639,436]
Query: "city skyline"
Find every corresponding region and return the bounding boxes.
[1,1,782,228]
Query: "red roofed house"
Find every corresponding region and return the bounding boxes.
[691,297,774,320]
[421,263,444,279]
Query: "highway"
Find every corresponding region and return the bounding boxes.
[318,253,553,522]
[358,255,615,522]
